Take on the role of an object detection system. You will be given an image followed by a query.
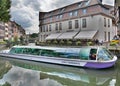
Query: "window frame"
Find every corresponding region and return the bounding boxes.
[82,19,87,28]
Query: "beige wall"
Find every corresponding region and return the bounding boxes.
[39,14,116,42]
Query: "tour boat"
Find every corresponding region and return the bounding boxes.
[0,46,117,69]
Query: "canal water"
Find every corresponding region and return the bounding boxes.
[0,57,120,86]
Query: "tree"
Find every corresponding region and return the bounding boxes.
[2,82,11,86]
[0,0,11,22]
[14,36,18,42]
[30,33,38,38]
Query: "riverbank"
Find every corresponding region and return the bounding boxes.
[0,44,7,50]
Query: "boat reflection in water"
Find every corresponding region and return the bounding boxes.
[0,58,118,86]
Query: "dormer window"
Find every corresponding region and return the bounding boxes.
[85,0,91,6]
[60,8,65,13]
[78,3,82,8]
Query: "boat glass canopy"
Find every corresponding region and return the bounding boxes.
[97,48,113,61]
[9,46,114,61]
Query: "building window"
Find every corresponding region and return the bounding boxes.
[82,9,87,14]
[7,35,9,37]
[108,19,110,27]
[39,26,42,33]
[68,21,72,29]
[46,25,48,32]
[85,0,91,6]
[75,20,79,28]
[59,23,62,30]
[43,26,45,32]
[74,11,78,16]
[69,11,78,17]
[50,17,52,22]
[49,25,51,31]
[60,8,65,13]
[78,3,82,7]
[82,19,87,28]
[69,12,73,17]
[108,32,110,41]
[59,15,63,19]
[56,16,59,20]
[104,18,106,27]
[104,31,106,41]
[55,23,58,31]
[43,19,46,23]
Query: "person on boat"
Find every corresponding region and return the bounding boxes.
[89,49,97,60]
[90,53,96,60]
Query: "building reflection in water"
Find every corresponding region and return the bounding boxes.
[0,57,119,86]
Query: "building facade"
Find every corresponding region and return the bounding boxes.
[0,21,26,41]
[115,0,120,36]
[0,22,5,41]
[39,0,116,43]
[7,21,26,41]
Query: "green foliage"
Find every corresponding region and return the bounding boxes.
[14,36,18,42]
[60,40,64,44]
[2,82,11,86]
[0,0,11,22]
[53,40,57,44]
[30,33,38,38]
[67,40,72,45]
[0,41,6,44]
[110,42,117,46]
[20,36,24,42]
[87,41,93,46]
[76,41,81,45]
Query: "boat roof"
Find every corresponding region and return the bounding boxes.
[12,45,105,50]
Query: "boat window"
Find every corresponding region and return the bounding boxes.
[89,48,97,60]
[10,48,23,54]
[22,48,28,54]
[40,49,58,57]
[97,48,113,61]
[63,48,80,58]
[10,47,41,55]
[9,48,16,54]
[55,48,80,59]
[79,48,90,60]
[28,48,41,55]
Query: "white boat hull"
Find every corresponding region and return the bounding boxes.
[0,53,117,69]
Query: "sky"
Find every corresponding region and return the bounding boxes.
[10,0,114,34]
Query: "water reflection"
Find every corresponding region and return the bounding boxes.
[0,66,63,86]
[0,57,119,86]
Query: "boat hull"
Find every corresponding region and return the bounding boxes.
[85,61,116,69]
[0,53,117,69]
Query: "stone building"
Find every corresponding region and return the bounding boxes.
[39,0,116,43]
[0,22,5,41]
[0,21,25,41]
[115,0,120,36]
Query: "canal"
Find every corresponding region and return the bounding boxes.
[0,57,120,86]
